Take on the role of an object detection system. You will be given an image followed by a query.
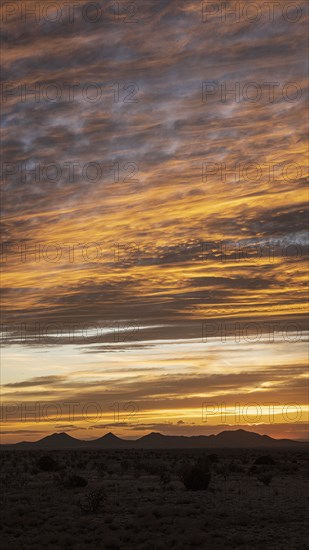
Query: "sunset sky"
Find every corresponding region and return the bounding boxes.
[1,0,308,443]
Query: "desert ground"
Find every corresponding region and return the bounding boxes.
[0,448,308,549]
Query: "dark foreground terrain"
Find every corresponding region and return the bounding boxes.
[0,448,308,550]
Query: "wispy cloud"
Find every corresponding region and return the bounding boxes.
[1,0,308,442]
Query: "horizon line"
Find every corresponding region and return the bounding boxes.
[1,428,308,446]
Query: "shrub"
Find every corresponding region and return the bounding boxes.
[65,474,88,488]
[258,472,273,486]
[254,455,276,466]
[97,461,106,473]
[55,471,88,488]
[181,458,211,491]
[37,455,58,472]
[208,453,219,463]
[79,487,104,513]
[215,462,229,479]
[228,460,244,473]
[13,472,30,488]
[120,459,129,473]
[160,469,171,485]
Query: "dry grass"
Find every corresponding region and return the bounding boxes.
[0,448,308,549]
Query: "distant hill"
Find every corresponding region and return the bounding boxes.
[1,429,307,450]
[133,429,306,449]
[23,432,82,449]
[87,432,129,449]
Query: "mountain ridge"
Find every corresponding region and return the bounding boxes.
[1,429,307,450]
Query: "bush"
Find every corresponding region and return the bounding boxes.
[258,472,273,486]
[37,455,58,472]
[181,458,211,491]
[120,459,129,473]
[55,471,88,488]
[79,487,104,513]
[254,455,276,466]
[208,453,219,463]
[160,470,171,485]
[64,474,88,488]
[214,462,229,479]
[228,460,244,473]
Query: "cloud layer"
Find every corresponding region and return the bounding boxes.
[1,0,308,441]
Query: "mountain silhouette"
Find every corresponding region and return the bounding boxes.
[87,432,128,449]
[17,432,83,449]
[132,429,305,449]
[1,429,306,450]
